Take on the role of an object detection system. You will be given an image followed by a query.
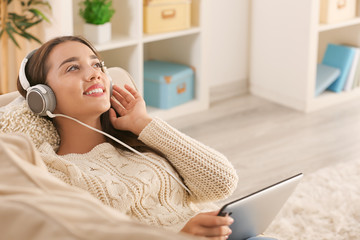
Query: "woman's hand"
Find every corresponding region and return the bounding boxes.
[109,84,152,135]
[180,210,233,240]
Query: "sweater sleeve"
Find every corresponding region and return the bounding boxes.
[138,117,238,202]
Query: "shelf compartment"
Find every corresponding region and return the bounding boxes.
[142,27,201,43]
[144,35,202,95]
[72,0,140,47]
[144,34,200,67]
[309,88,360,111]
[143,34,208,120]
[147,99,206,120]
[317,24,360,64]
[318,17,360,32]
[93,36,138,51]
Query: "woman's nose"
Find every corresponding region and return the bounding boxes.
[84,66,101,82]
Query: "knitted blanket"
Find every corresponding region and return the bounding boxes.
[0,97,60,149]
[265,158,360,240]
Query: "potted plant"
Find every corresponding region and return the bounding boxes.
[79,0,115,44]
[0,0,51,94]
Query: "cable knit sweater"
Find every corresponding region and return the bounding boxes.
[0,99,238,232]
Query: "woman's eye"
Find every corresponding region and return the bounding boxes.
[67,65,79,72]
[93,62,102,68]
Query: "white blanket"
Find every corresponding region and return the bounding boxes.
[265,159,360,240]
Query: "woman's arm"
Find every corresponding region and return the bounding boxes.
[109,84,238,202]
[138,117,238,202]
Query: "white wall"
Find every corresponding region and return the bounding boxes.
[202,0,250,90]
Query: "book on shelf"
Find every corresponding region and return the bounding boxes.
[322,43,356,93]
[315,64,341,96]
[352,55,360,89]
[344,47,360,91]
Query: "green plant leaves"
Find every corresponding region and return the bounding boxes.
[0,0,51,49]
[79,0,115,25]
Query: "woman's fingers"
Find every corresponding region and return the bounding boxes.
[110,98,125,115]
[124,84,140,98]
[198,212,234,228]
[198,216,233,237]
[113,84,136,101]
[181,211,233,239]
[112,90,129,108]
[112,85,131,104]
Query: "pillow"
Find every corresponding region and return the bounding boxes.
[0,97,60,149]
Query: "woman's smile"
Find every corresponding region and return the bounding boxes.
[84,83,105,96]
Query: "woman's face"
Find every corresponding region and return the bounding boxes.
[46,41,111,120]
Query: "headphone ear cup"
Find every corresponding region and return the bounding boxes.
[26,84,56,116]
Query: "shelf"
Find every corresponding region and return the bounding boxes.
[143,27,201,43]
[60,0,206,120]
[318,17,360,32]
[309,87,360,111]
[147,99,207,120]
[94,36,139,51]
[250,0,360,113]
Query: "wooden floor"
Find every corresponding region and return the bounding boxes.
[168,94,360,203]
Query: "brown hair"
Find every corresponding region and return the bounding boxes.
[17,35,156,153]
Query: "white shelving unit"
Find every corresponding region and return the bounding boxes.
[250,0,360,112]
[46,0,207,120]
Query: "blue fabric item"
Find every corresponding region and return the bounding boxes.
[143,60,194,109]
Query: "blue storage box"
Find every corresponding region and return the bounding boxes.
[144,60,194,109]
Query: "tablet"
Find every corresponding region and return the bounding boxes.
[218,173,303,240]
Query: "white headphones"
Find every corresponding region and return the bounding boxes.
[19,49,56,116]
[19,49,113,116]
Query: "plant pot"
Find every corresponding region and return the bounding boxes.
[83,22,112,44]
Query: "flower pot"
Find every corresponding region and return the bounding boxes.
[83,22,111,44]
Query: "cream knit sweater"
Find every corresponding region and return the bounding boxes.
[39,118,238,231]
[0,100,238,232]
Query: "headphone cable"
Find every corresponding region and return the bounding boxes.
[46,111,191,194]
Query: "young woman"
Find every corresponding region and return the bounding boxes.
[16,36,274,240]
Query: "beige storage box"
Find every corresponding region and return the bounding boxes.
[143,0,191,34]
[320,0,357,24]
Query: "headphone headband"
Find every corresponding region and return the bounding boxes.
[19,49,38,91]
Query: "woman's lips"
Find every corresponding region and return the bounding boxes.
[84,84,105,96]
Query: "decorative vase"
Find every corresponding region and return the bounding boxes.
[83,22,112,44]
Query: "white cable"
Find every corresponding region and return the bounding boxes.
[46,111,191,194]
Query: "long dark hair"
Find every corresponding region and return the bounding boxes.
[17,35,156,153]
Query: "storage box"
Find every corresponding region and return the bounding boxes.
[143,0,191,34]
[143,60,194,109]
[320,0,357,24]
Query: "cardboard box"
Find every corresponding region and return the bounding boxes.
[144,60,194,109]
[143,0,191,34]
[320,0,357,24]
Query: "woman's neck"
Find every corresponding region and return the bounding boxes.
[55,117,107,155]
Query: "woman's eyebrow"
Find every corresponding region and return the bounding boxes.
[58,55,99,69]
[58,57,79,69]
[90,54,98,60]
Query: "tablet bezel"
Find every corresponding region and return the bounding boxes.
[218,173,303,240]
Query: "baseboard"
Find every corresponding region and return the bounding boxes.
[210,79,248,104]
